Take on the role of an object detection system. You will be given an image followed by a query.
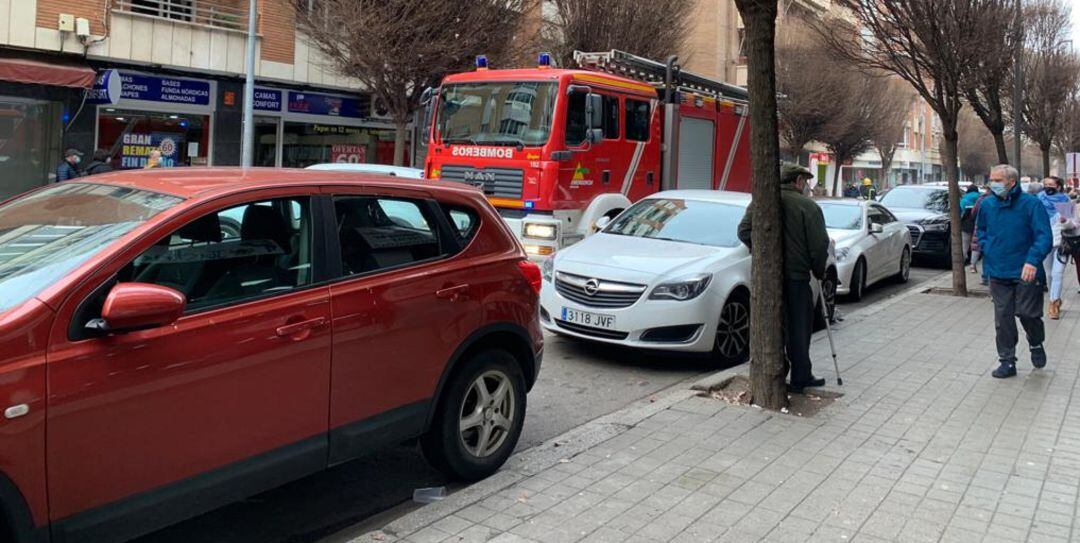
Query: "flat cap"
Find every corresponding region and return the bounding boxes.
[781,162,814,183]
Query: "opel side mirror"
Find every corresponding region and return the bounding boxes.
[870,223,884,235]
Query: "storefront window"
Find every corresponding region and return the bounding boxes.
[0,99,61,200]
[281,122,409,168]
[254,116,279,167]
[98,109,210,169]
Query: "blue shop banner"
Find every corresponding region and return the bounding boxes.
[287,91,365,118]
[253,88,283,112]
[90,71,212,106]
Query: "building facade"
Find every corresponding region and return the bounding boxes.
[0,0,406,200]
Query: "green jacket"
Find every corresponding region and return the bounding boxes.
[737,185,830,281]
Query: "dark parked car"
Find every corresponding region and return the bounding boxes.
[878,185,953,267]
[0,169,542,543]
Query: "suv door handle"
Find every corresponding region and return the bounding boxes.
[276,317,327,338]
[435,284,470,301]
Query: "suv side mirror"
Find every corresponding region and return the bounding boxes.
[870,223,884,234]
[87,283,186,334]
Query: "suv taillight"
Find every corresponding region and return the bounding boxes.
[517,260,542,294]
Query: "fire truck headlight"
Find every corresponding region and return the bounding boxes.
[524,222,558,240]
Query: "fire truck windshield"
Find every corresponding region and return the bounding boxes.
[437,82,557,147]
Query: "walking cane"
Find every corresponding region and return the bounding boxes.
[817,280,843,386]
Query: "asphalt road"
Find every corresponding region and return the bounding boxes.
[133,265,942,543]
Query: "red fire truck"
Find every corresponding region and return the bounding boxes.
[424,50,752,258]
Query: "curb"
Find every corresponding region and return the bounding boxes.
[354,382,699,541]
[354,270,952,541]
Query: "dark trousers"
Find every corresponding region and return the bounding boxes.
[784,279,815,384]
[989,279,1045,364]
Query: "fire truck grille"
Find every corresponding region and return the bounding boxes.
[440,165,524,199]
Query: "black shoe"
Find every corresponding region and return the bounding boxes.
[1031,346,1047,369]
[992,363,1017,378]
[788,377,827,393]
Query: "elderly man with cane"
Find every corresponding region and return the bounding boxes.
[738,163,832,393]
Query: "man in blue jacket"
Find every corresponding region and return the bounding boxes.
[976,164,1054,378]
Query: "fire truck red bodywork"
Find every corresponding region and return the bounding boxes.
[425,58,751,257]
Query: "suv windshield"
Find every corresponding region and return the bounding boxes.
[437,82,557,147]
[819,203,863,230]
[605,198,746,247]
[0,183,181,313]
[879,187,949,213]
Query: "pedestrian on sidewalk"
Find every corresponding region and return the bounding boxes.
[55,148,83,182]
[970,185,992,283]
[144,149,163,169]
[1038,177,1077,319]
[738,163,831,393]
[977,164,1053,378]
[83,150,113,176]
[961,184,981,264]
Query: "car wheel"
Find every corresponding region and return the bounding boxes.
[895,247,911,283]
[219,217,242,240]
[713,291,750,365]
[847,259,866,302]
[421,350,526,481]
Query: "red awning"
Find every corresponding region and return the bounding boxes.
[0,56,96,89]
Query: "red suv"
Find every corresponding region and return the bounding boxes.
[0,169,543,543]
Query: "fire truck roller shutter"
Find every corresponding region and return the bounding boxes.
[677,117,716,190]
[577,193,632,236]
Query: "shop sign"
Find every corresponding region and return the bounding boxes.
[120,132,185,168]
[88,69,122,105]
[311,124,362,135]
[253,88,283,112]
[90,71,211,106]
[288,91,365,118]
[331,144,366,163]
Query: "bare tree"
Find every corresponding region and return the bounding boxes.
[1020,0,1077,177]
[296,0,537,166]
[818,0,1012,296]
[818,80,876,196]
[867,80,916,189]
[735,0,787,410]
[962,4,1021,164]
[543,0,694,67]
[775,31,846,162]
[958,110,997,181]
[1054,90,1080,158]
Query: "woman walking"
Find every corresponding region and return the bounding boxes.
[1039,177,1078,319]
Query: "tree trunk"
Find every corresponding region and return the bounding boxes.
[992,129,1009,165]
[393,119,409,166]
[1041,144,1051,178]
[880,151,893,190]
[941,123,968,297]
[831,159,842,197]
[735,0,786,411]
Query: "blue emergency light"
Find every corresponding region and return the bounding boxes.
[476,55,489,70]
[524,200,535,209]
[538,52,552,68]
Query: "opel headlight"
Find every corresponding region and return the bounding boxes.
[836,247,851,262]
[541,257,554,282]
[524,222,558,240]
[649,274,713,301]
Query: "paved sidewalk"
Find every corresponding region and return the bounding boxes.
[359,270,1080,543]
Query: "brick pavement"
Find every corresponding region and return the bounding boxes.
[359,270,1080,543]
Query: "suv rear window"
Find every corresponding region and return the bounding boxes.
[442,205,480,246]
[335,196,444,275]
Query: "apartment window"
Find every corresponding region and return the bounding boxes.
[129,0,194,22]
[116,0,248,31]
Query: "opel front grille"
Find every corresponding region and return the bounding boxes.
[554,272,646,309]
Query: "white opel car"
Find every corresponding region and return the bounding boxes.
[305,163,425,178]
[540,191,837,364]
[817,199,911,301]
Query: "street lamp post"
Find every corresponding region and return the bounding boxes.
[1012,0,1022,169]
[240,0,258,168]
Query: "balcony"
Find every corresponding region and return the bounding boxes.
[112,0,250,33]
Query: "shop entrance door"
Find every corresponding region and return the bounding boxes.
[0,97,61,200]
[254,116,280,167]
